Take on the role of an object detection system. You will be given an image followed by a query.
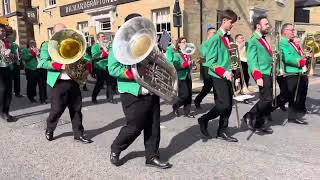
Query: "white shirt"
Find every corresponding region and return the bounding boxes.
[58,71,71,80]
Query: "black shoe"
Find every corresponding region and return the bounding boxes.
[198,118,211,139]
[29,98,37,103]
[110,151,121,166]
[257,126,273,134]
[82,86,88,91]
[92,98,98,104]
[280,105,287,112]
[194,101,201,109]
[173,109,180,117]
[40,100,48,104]
[45,130,54,141]
[184,112,195,118]
[0,113,15,122]
[217,132,238,142]
[146,158,172,169]
[74,135,93,144]
[242,113,254,130]
[289,119,308,125]
[107,99,117,104]
[242,99,250,104]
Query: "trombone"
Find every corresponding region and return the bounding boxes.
[269,31,281,107]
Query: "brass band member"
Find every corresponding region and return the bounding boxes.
[0,24,16,122]
[39,23,93,143]
[280,23,308,124]
[22,40,46,103]
[109,14,172,169]
[172,37,194,117]
[194,27,216,109]
[242,15,273,133]
[91,32,115,104]
[197,9,239,142]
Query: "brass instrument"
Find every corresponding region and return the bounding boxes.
[302,33,320,76]
[269,31,281,107]
[48,28,88,85]
[0,40,15,64]
[181,43,196,55]
[229,43,254,128]
[112,17,178,103]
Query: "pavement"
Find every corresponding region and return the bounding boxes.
[0,69,320,179]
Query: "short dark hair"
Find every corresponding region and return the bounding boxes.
[220,9,238,23]
[97,32,105,38]
[252,15,268,30]
[124,13,142,22]
[281,23,293,34]
[235,34,243,40]
[0,24,5,29]
[207,27,216,32]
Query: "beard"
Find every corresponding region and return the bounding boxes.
[261,28,269,35]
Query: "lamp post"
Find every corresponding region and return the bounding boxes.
[173,0,182,38]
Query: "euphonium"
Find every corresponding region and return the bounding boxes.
[181,43,196,55]
[112,17,178,103]
[48,28,88,85]
[302,33,320,76]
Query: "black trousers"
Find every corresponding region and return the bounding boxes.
[25,69,47,102]
[241,61,250,86]
[12,63,21,95]
[46,80,84,137]
[111,93,160,160]
[199,77,233,133]
[92,67,115,100]
[296,74,308,110]
[38,68,48,102]
[272,75,289,111]
[195,66,214,104]
[248,75,273,127]
[285,74,301,119]
[0,67,12,114]
[173,76,192,114]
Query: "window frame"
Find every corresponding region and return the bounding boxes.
[152,7,171,39]
[99,18,112,32]
[45,0,56,8]
[3,0,11,15]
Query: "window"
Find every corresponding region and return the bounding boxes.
[275,20,282,33]
[47,27,53,39]
[294,8,309,23]
[45,0,56,7]
[77,21,89,45]
[216,10,222,30]
[152,8,171,38]
[99,19,111,32]
[249,7,267,23]
[297,31,305,38]
[3,0,11,15]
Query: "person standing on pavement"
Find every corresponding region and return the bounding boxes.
[91,32,115,104]
[0,24,16,122]
[109,13,172,169]
[194,27,216,109]
[39,23,92,143]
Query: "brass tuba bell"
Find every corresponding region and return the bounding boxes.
[48,28,88,84]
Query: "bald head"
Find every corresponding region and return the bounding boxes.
[53,23,66,34]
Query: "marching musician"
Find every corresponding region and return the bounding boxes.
[166,37,177,64]
[0,24,16,122]
[279,23,308,124]
[108,14,172,169]
[242,15,274,133]
[91,32,115,104]
[172,37,194,117]
[194,27,216,109]
[22,40,43,103]
[197,9,239,142]
[39,23,93,143]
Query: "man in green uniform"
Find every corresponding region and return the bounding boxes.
[109,14,172,169]
[197,9,239,142]
[39,23,92,143]
[242,15,274,133]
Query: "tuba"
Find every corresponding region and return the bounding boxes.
[0,40,15,64]
[48,28,88,85]
[112,17,178,103]
[301,33,320,76]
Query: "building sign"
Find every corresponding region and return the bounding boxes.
[26,8,38,24]
[60,0,140,17]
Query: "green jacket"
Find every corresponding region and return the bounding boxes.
[246,32,273,76]
[172,52,191,80]
[280,37,304,74]
[22,48,38,70]
[166,44,176,64]
[108,45,141,96]
[38,42,61,88]
[199,39,210,67]
[91,43,108,70]
[206,29,232,79]
[0,40,16,68]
